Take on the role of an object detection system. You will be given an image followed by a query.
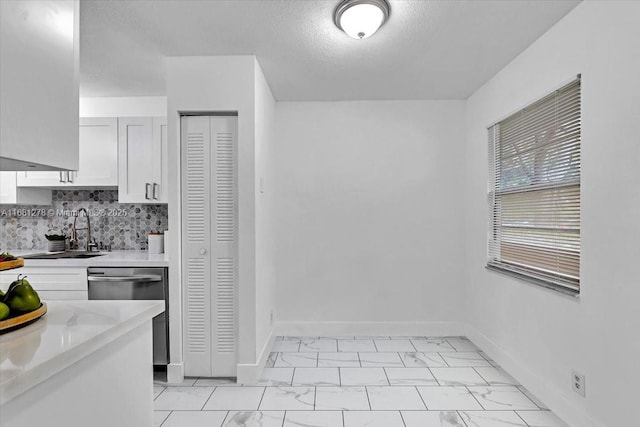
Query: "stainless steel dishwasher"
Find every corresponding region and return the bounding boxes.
[87,267,169,365]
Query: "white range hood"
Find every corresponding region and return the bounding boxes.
[0,0,80,171]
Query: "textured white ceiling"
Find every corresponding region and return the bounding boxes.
[79,0,580,101]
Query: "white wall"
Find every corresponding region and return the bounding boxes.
[80,96,167,117]
[166,56,260,383]
[463,2,640,426]
[274,100,467,335]
[254,61,277,361]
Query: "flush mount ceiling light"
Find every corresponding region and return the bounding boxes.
[334,0,390,40]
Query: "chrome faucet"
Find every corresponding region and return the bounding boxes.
[70,208,98,251]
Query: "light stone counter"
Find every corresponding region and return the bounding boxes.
[8,249,169,267]
[0,300,164,427]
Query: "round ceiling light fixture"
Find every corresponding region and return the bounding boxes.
[334,0,390,40]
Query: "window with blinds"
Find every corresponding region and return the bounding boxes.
[487,77,581,294]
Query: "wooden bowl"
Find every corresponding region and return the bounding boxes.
[0,303,48,334]
[0,258,24,271]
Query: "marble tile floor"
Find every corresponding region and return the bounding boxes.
[154,336,569,427]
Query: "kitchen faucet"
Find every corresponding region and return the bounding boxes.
[70,208,98,251]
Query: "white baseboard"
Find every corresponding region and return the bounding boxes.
[465,325,604,427]
[166,362,184,384]
[275,321,466,337]
[236,328,276,385]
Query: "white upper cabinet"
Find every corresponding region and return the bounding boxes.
[17,118,119,188]
[0,1,79,171]
[118,117,168,203]
[76,118,119,186]
[0,172,51,205]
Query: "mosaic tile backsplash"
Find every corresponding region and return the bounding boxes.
[0,190,168,251]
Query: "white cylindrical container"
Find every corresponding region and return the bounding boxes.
[148,232,164,254]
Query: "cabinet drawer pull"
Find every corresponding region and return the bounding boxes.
[153,183,159,200]
[67,171,74,183]
[59,171,65,183]
[145,183,151,200]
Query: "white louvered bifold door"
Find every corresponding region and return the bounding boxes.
[181,115,238,377]
[182,116,212,376]
[209,116,238,377]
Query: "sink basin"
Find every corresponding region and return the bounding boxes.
[71,252,106,259]
[22,251,106,259]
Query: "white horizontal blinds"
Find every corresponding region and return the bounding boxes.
[488,78,581,292]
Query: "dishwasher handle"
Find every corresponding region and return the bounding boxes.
[88,275,163,283]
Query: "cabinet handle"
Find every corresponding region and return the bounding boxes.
[88,275,162,283]
[153,183,159,200]
[145,183,151,200]
[59,171,65,183]
[67,171,74,183]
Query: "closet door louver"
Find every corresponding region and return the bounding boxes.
[487,77,581,293]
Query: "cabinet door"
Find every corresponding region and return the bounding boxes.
[118,117,168,204]
[72,118,118,186]
[1,0,79,171]
[36,290,88,300]
[15,118,118,188]
[15,170,62,187]
[151,117,168,203]
[1,171,51,204]
[118,117,154,203]
[0,171,17,203]
[0,267,88,300]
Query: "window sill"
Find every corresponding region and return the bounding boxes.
[485,264,580,298]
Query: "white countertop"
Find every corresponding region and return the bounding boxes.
[6,250,169,268]
[0,300,164,404]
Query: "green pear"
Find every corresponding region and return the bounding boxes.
[6,274,29,296]
[0,301,9,320]
[4,277,40,313]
